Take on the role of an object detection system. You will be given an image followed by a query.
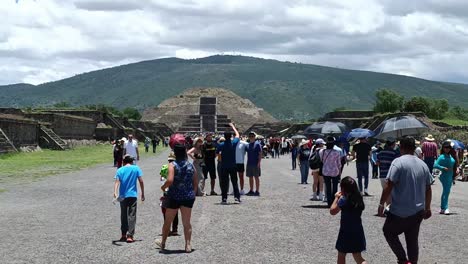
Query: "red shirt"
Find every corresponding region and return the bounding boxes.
[422,141,438,158]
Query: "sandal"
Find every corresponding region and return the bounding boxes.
[185,244,192,253]
[154,239,166,250]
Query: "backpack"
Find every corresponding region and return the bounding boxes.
[309,149,322,170]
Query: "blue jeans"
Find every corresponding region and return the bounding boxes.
[300,162,309,184]
[356,162,369,192]
[292,156,297,170]
[424,157,435,174]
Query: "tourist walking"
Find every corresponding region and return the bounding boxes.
[421,134,438,174]
[113,138,124,168]
[371,142,382,179]
[245,131,262,196]
[352,138,371,195]
[113,155,145,243]
[124,134,139,164]
[310,138,325,200]
[320,137,342,208]
[152,135,158,153]
[216,123,241,204]
[188,137,206,196]
[159,152,179,236]
[330,176,367,264]
[291,143,298,170]
[376,138,398,208]
[235,137,249,195]
[378,136,432,264]
[155,144,197,253]
[144,136,151,153]
[434,140,456,215]
[202,133,218,195]
[297,140,311,185]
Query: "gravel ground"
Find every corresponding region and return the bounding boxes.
[1,151,467,264]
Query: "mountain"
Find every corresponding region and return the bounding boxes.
[1,55,468,120]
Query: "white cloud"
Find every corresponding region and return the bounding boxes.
[1,0,468,85]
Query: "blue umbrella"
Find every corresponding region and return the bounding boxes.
[347,128,375,139]
[449,139,465,150]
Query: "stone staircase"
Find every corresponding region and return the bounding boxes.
[177,114,233,133]
[39,126,68,150]
[0,128,17,153]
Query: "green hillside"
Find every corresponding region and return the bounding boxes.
[1,55,468,120]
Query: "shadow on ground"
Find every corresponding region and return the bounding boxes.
[301,205,329,209]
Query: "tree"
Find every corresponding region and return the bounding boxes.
[403,97,430,113]
[427,99,449,119]
[374,88,404,113]
[122,107,142,120]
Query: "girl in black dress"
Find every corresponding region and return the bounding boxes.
[330,176,367,264]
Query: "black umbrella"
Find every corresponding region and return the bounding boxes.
[373,116,429,140]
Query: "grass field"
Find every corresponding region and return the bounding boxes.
[0,143,167,187]
[433,118,468,126]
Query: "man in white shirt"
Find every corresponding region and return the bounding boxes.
[124,134,139,164]
[235,137,249,195]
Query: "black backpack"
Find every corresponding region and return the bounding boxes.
[309,149,322,170]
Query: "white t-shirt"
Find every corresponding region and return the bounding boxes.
[235,141,249,164]
[125,140,138,157]
[414,147,422,158]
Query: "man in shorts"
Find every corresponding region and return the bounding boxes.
[202,133,218,195]
[245,132,262,196]
[235,137,249,195]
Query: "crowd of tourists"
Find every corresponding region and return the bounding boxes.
[111,127,467,263]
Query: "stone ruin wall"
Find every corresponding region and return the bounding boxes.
[0,114,38,147]
[25,113,96,140]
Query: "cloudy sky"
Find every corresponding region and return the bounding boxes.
[2,0,468,85]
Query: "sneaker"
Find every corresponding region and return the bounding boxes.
[439,209,445,214]
[364,189,369,196]
[444,209,450,215]
[126,236,134,243]
[246,191,255,196]
[254,191,260,196]
[234,198,241,204]
[309,194,318,201]
[240,190,245,195]
[318,193,323,201]
[221,199,227,204]
[210,191,218,196]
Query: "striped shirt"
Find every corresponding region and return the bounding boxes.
[377,148,398,178]
[422,142,438,158]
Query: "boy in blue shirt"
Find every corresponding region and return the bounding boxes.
[113,155,145,243]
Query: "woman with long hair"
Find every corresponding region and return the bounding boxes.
[330,176,367,264]
[188,137,206,196]
[434,140,456,215]
[155,144,198,253]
